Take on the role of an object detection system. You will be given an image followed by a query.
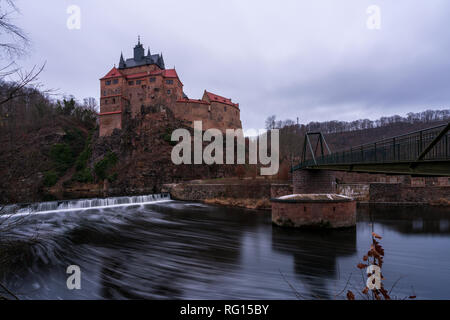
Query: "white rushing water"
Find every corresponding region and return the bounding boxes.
[1,194,171,217]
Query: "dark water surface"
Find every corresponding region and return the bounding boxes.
[1,200,449,299]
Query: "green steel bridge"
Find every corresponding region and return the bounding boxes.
[292,122,450,176]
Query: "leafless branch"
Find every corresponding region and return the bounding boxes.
[0,281,19,300]
[0,0,29,58]
[0,62,47,106]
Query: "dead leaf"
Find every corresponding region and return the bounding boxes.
[347,290,355,300]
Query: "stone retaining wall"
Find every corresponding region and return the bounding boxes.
[369,183,449,203]
[163,182,292,201]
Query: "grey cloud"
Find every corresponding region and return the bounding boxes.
[12,0,450,129]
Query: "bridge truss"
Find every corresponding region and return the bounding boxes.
[293,122,450,176]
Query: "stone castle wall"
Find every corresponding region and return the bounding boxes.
[99,63,242,136]
[170,100,242,132]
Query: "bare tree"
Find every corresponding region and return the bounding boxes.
[0,0,29,58]
[265,115,276,130]
[0,0,48,108]
[83,97,99,113]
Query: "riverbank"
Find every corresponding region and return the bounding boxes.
[162,177,450,209]
[161,178,292,210]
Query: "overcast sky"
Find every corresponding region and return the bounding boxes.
[11,0,450,129]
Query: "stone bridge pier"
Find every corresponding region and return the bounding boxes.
[271,169,355,229]
[292,169,336,194]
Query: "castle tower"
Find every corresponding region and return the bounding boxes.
[99,38,241,137]
[133,36,145,61]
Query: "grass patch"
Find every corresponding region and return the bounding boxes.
[43,128,87,187]
[43,170,59,187]
[94,152,118,181]
[71,131,94,183]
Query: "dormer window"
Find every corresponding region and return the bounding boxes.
[113,79,118,84]
[166,79,173,85]
[128,81,134,85]
[149,77,156,82]
[136,80,142,85]
[106,80,111,85]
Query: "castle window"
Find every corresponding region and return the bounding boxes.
[112,98,116,104]
[167,89,171,95]
[105,99,108,105]
[165,79,173,85]
[136,80,142,85]
[128,81,134,85]
[149,77,156,82]
[154,88,160,92]
[102,91,106,96]
[113,79,118,84]
[106,80,111,85]
[224,106,227,112]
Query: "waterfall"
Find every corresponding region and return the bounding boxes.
[1,193,171,216]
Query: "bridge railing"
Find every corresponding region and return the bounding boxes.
[295,123,450,169]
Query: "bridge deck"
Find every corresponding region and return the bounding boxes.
[293,123,450,176]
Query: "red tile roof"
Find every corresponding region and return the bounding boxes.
[163,69,178,78]
[205,91,238,107]
[149,69,179,78]
[124,69,182,83]
[100,67,123,80]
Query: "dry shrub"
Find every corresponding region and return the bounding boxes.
[347,232,416,300]
[429,198,450,207]
[203,197,271,210]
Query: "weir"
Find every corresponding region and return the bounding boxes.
[2,193,171,216]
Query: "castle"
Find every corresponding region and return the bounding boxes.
[99,38,242,136]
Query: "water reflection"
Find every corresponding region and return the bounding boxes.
[272,227,356,299]
[358,204,450,234]
[0,201,449,299]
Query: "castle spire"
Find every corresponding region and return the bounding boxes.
[147,46,151,56]
[157,52,165,69]
[134,37,145,61]
[119,52,125,68]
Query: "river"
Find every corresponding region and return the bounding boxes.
[0,196,449,299]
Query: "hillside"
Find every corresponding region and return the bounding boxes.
[0,83,448,204]
[323,120,449,152]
